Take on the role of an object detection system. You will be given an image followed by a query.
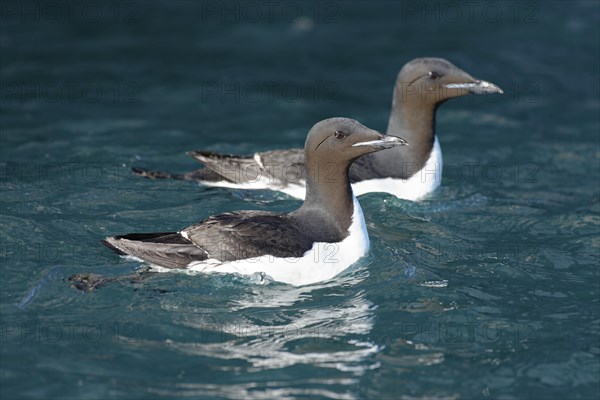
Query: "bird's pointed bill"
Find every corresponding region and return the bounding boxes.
[352,136,409,149]
[444,80,503,94]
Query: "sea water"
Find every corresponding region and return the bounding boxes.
[1,2,598,399]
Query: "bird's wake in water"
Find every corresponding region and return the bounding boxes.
[383,191,488,221]
[18,266,64,308]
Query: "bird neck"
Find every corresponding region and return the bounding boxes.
[385,93,438,170]
[294,160,354,239]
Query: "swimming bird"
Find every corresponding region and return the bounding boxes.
[103,118,407,286]
[133,58,502,200]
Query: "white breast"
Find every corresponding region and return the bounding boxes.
[184,196,370,286]
[351,136,443,200]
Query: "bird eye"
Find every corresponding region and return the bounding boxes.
[334,130,347,139]
[428,71,442,80]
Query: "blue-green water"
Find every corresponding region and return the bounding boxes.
[1,1,599,399]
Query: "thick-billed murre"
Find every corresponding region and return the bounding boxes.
[103,118,407,286]
[133,58,502,200]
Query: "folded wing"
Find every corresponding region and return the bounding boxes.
[103,211,315,269]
